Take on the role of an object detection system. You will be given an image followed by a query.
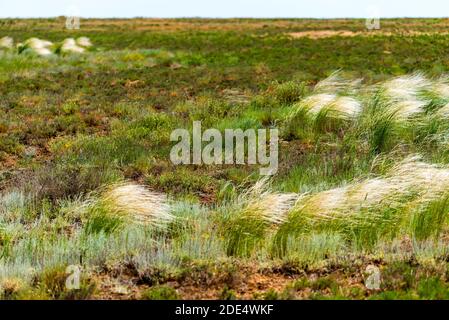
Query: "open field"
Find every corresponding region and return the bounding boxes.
[4,18,449,299]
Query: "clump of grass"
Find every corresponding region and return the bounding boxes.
[31,162,121,202]
[274,156,449,253]
[18,37,53,56]
[283,72,362,136]
[141,285,179,300]
[410,194,449,240]
[287,93,361,134]
[275,232,346,264]
[76,37,92,48]
[298,156,449,220]
[381,73,430,104]
[365,108,401,153]
[314,71,362,95]
[221,178,297,257]
[83,183,173,234]
[102,183,173,226]
[0,36,13,50]
[7,36,94,56]
[272,81,306,105]
[38,265,96,300]
[219,285,237,300]
[84,202,124,235]
[416,277,449,299]
[59,38,86,54]
[0,277,25,299]
[283,72,449,150]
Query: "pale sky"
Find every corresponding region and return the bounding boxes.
[0,0,448,18]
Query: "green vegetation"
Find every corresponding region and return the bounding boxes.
[141,285,179,300]
[3,18,449,299]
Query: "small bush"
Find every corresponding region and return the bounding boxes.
[263,288,279,300]
[141,285,179,300]
[219,285,237,300]
[273,81,306,105]
[39,265,96,300]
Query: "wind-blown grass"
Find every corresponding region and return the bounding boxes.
[4,34,449,298]
[6,18,449,299]
[273,155,449,254]
[1,36,94,56]
[78,182,174,235]
[218,178,297,257]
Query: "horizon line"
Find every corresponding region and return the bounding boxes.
[1,16,449,19]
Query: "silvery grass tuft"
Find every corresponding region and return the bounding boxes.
[77,183,173,232]
[18,38,54,56]
[284,72,449,149]
[392,100,428,119]
[290,93,362,121]
[288,72,449,126]
[314,70,362,95]
[0,36,14,49]
[272,156,449,254]
[285,72,363,133]
[242,177,298,225]
[76,37,92,48]
[102,183,173,226]
[382,73,431,102]
[3,36,93,56]
[377,74,432,120]
[432,76,449,99]
[221,177,297,257]
[58,37,93,54]
[293,155,449,218]
[61,38,86,53]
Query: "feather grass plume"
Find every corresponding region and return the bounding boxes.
[239,177,298,225]
[284,156,449,237]
[60,38,85,53]
[222,178,297,257]
[7,36,93,56]
[286,72,362,132]
[0,36,13,49]
[76,37,92,48]
[273,156,449,254]
[303,94,361,120]
[19,38,54,56]
[382,73,431,102]
[283,72,449,148]
[80,183,173,233]
[294,155,449,217]
[314,70,362,95]
[102,183,173,226]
